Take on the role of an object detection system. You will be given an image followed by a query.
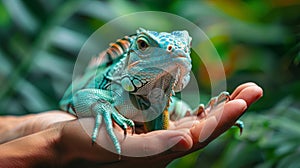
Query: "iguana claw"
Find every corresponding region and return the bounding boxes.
[196,104,206,118]
[209,91,230,108]
[234,120,244,135]
[121,123,135,140]
[131,125,135,135]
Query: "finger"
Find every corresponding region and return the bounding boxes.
[230,82,258,99]
[157,99,248,160]
[170,116,198,130]
[58,119,193,167]
[122,129,193,157]
[190,99,247,145]
[63,118,193,160]
[232,84,263,107]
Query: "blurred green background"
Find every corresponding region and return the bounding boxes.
[0,0,299,167]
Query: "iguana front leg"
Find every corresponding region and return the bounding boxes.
[72,89,134,154]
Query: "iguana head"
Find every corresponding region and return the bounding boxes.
[121,28,192,96]
[111,28,193,128]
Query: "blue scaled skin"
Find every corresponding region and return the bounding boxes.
[59,28,243,155]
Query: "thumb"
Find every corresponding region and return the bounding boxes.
[121,129,193,157]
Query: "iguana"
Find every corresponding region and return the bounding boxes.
[59,28,243,155]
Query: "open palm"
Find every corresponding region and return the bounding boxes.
[0,82,262,168]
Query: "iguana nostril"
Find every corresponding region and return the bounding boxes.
[167,45,172,51]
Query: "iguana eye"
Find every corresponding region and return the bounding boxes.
[137,38,149,51]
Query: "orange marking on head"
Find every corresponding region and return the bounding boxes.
[118,39,130,48]
[111,43,123,55]
[107,49,115,58]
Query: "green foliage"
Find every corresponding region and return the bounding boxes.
[186,98,300,168]
[0,0,299,167]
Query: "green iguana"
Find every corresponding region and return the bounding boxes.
[59,28,243,155]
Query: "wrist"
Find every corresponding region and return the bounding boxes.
[0,127,60,168]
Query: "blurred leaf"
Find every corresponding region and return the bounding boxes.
[167,150,201,168]
[294,51,300,65]
[49,27,87,53]
[0,2,11,28]
[0,0,86,101]
[16,79,53,112]
[33,51,73,80]
[210,133,264,168]
[78,1,117,21]
[2,0,39,33]
[228,21,288,44]
[277,152,300,168]
[207,0,270,22]
[109,0,149,15]
[0,49,12,76]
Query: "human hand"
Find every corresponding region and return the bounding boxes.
[0,82,262,168]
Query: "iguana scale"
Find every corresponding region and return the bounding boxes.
[59,28,243,155]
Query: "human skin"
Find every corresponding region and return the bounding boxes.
[0,82,263,168]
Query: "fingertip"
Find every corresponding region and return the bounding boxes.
[235,85,263,106]
[253,85,263,99]
[231,82,258,99]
